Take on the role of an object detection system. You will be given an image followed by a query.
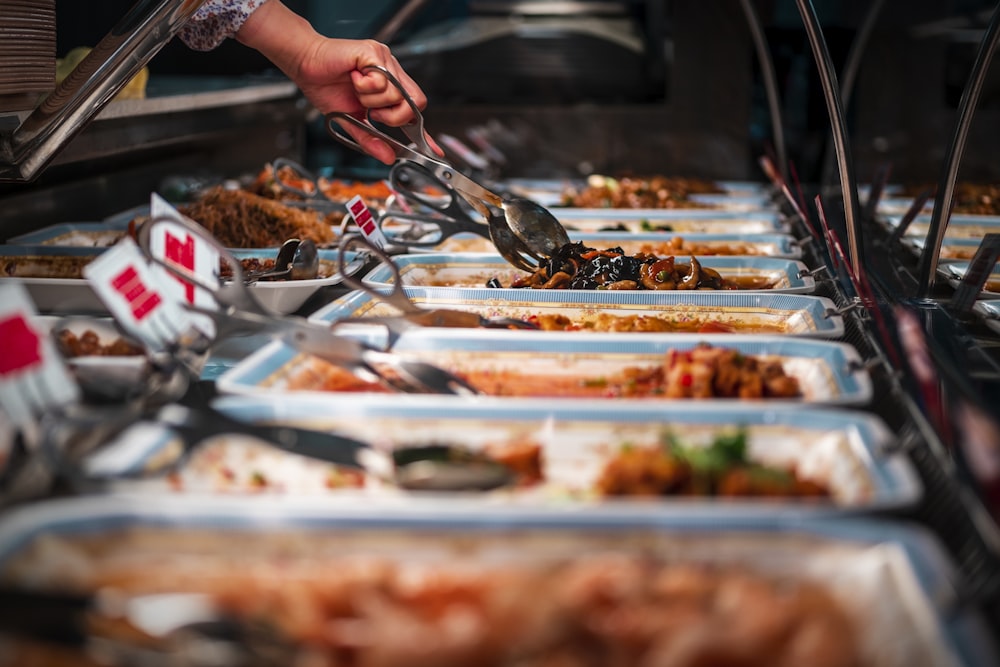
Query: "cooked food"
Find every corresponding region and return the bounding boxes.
[508,243,776,290]
[526,312,784,334]
[56,329,143,357]
[179,186,337,247]
[900,182,1000,215]
[167,438,543,494]
[597,429,829,498]
[297,343,802,400]
[438,235,771,256]
[561,175,722,208]
[249,163,392,204]
[1,255,95,279]
[1,531,863,667]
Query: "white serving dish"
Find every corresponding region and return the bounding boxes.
[86,396,921,513]
[217,332,873,407]
[360,252,816,294]
[311,289,845,338]
[0,497,992,667]
[0,245,365,315]
[433,230,803,258]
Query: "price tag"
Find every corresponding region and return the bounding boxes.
[84,237,193,352]
[0,284,80,428]
[345,195,389,249]
[145,194,218,335]
[951,233,1000,314]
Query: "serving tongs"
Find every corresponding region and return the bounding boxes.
[135,217,480,396]
[260,157,352,215]
[325,64,570,272]
[335,233,537,345]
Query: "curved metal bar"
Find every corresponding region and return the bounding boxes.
[0,0,211,182]
[794,0,863,273]
[820,0,888,189]
[737,0,787,183]
[917,2,1000,297]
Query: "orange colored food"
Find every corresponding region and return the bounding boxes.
[562,175,723,209]
[301,344,801,400]
[3,531,863,667]
[526,313,782,334]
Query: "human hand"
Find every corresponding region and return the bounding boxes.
[237,1,442,165]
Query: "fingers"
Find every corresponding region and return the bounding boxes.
[330,115,396,166]
[351,40,429,127]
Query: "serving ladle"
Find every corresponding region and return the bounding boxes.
[243,238,320,283]
[326,65,570,270]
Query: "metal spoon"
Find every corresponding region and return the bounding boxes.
[244,239,320,283]
[288,238,319,280]
[243,238,299,283]
[501,196,572,259]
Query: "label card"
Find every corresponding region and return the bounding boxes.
[345,195,389,249]
[84,237,193,352]
[0,284,80,428]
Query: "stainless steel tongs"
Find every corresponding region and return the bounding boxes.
[335,232,537,346]
[135,216,480,395]
[326,65,570,271]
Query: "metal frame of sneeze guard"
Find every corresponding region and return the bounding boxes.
[0,0,210,182]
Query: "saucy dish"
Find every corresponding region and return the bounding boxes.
[0,530,864,667]
[561,175,723,209]
[597,429,828,498]
[438,235,777,257]
[901,182,1000,216]
[509,243,777,290]
[290,343,802,400]
[525,312,786,334]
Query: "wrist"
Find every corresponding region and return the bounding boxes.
[236,0,319,78]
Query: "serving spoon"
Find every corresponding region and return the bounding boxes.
[243,238,320,283]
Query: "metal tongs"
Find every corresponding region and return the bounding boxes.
[135,216,480,395]
[326,65,570,271]
[376,161,496,251]
[335,233,537,345]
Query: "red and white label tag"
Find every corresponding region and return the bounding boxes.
[0,284,80,427]
[84,238,193,352]
[147,194,219,335]
[345,195,389,249]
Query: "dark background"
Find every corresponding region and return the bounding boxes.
[43,0,1000,185]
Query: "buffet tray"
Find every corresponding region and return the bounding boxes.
[504,177,771,205]
[310,289,846,338]
[361,253,816,294]
[937,261,1000,299]
[0,245,366,314]
[84,396,921,513]
[6,221,129,247]
[0,497,992,667]
[216,332,872,406]
[884,213,1000,239]
[434,230,803,258]
[555,208,789,234]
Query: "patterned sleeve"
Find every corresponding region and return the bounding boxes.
[177,0,269,51]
